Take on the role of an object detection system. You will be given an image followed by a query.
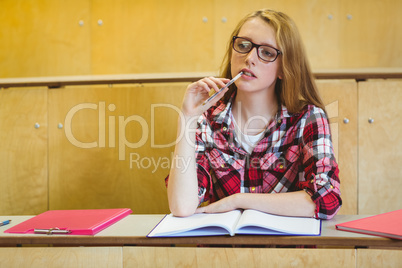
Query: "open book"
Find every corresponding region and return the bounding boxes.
[147,209,321,237]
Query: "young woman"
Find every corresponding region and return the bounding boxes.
[167,9,341,220]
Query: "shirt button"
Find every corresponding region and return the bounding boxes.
[222,126,227,131]
[277,119,282,124]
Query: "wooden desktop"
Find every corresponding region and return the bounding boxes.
[0,214,401,267]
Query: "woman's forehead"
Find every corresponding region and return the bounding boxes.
[238,18,277,47]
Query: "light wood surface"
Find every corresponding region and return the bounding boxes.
[1,214,401,248]
[0,72,215,88]
[1,69,402,88]
[0,247,122,268]
[90,0,215,75]
[339,0,402,68]
[0,0,91,78]
[48,84,186,213]
[358,80,402,214]
[317,80,358,215]
[2,1,401,78]
[0,87,48,215]
[357,249,402,268]
[123,247,355,268]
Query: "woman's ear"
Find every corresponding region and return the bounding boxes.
[278,66,283,80]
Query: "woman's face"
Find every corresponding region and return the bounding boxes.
[231,17,282,94]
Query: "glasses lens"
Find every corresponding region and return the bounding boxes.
[258,46,278,62]
[233,38,252,53]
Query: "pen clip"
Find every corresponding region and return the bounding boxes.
[34,228,72,235]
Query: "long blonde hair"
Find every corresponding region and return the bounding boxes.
[220,9,325,114]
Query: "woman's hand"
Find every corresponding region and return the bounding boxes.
[181,77,230,118]
[195,194,238,214]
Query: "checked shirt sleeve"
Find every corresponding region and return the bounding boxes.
[298,106,342,220]
[194,116,213,206]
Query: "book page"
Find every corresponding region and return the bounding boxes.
[235,209,320,235]
[148,210,242,237]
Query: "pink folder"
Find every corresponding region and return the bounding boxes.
[4,208,132,235]
[336,209,402,240]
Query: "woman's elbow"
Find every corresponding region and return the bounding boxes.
[168,197,199,217]
[169,205,197,217]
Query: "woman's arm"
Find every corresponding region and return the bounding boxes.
[195,191,316,217]
[167,77,230,217]
[167,115,200,217]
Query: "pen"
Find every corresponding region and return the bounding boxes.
[0,220,11,227]
[34,228,71,235]
[202,72,243,106]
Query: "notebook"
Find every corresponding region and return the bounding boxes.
[148,209,321,237]
[4,208,132,235]
[335,209,402,240]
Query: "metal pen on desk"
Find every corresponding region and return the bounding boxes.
[34,228,72,235]
[0,220,11,227]
[202,72,243,106]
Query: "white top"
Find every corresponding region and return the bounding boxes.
[231,112,265,155]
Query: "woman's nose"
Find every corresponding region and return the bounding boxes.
[245,47,258,66]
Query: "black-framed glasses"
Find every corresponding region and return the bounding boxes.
[232,36,282,62]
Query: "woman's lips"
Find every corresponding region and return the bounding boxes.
[241,69,256,78]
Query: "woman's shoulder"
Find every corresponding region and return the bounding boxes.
[298,104,328,119]
[284,104,328,128]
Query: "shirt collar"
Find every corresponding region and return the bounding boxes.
[208,91,292,126]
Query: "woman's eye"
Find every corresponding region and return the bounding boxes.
[239,42,251,50]
[261,48,274,57]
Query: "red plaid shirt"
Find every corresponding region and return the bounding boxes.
[193,93,341,220]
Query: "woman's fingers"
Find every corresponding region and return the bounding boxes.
[182,77,231,117]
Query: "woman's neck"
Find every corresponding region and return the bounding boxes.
[232,89,278,135]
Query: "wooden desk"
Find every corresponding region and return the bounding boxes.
[0,214,401,268]
[0,214,401,248]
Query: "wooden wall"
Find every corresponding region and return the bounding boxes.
[1,0,402,78]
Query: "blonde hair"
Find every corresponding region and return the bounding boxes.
[220,9,325,114]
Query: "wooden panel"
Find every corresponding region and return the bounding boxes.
[0,0,91,78]
[1,0,402,78]
[266,0,341,70]
[317,80,358,215]
[357,249,402,268]
[358,80,402,214]
[90,0,215,74]
[123,247,355,268]
[0,247,122,268]
[0,87,48,215]
[213,0,267,70]
[340,0,402,68]
[48,84,186,213]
